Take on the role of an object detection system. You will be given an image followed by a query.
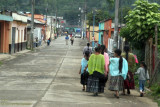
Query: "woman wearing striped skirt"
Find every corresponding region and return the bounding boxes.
[85,46,106,96]
[109,49,128,98]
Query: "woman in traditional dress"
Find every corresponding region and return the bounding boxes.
[100,45,109,82]
[109,49,128,98]
[86,46,105,96]
[79,51,90,91]
[122,45,136,95]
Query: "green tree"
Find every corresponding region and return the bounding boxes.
[120,0,160,48]
[87,10,109,26]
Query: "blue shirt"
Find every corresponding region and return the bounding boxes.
[65,36,69,40]
[109,58,128,80]
[81,58,88,74]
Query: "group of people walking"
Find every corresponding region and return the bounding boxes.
[79,43,150,98]
[65,34,74,45]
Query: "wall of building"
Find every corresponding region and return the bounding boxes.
[104,19,112,49]
[0,21,10,53]
[10,21,27,53]
[89,26,99,42]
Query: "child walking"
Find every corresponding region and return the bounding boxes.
[79,51,90,91]
[135,62,150,97]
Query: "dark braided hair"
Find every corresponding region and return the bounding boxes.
[87,43,90,51]
[85,51,90,61]
[141,61,147,74]
[95,46,101,53]
[115,49,123,73]
[100,45,106,55]
[124,45,130,61]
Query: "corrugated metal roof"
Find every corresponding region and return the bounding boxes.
[12,13,27,23]
[0,14,13,21]
[27,17,45,24]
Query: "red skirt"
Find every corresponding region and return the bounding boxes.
[124,71,135,89]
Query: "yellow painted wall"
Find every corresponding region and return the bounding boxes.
[89,26,99,42]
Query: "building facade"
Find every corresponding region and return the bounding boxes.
[10,12,28,54]
[0,14,13,53]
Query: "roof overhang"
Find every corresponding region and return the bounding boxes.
[0,14,13,21]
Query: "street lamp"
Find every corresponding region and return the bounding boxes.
[79,7,84,39]
[79,6,87,40]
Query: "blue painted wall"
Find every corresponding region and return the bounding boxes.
[98,22,104,45]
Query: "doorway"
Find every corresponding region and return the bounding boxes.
[101,34,103,45]
[12,27,16,53]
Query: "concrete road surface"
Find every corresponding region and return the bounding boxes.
[0,36,157,107]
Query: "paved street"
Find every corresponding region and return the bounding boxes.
[0,36,158,107]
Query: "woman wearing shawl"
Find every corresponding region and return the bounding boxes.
[122,45,136,95]
[109,49,128,98]
[100,45,109,82]
[86,46,105,96]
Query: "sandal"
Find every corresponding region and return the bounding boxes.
[127,90,130,95]
[140,93,144,97]
[94,92,98,96]
[121,93,126,96]
[114,94,119,99]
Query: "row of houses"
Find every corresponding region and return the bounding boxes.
[0,11,65,54]
[86,19,125,53]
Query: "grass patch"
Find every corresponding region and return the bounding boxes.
[0,61,3,66]
[146,83,160,107]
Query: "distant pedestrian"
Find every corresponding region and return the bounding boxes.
[86,46,105,96]
[100,45,109,82]
[35,37,38,47]
[65,35,69,45]
[79,51,90,91]
[70,36,74,45]
[83,43,92,55]
[108,49,128,99]
[122,45,136,95]
[47,38,51,46]
[70,34,72,38]
[134,62,149,97]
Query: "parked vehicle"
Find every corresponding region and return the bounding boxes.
[75,34,81,38]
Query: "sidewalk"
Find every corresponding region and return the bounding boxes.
[0,41,48,62]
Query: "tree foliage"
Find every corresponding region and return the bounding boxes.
[87,10,110,26]
[0,0,160,25]
[120,0,160,48]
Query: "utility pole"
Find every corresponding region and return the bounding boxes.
[55,0,58,39]
[113,0,119,50]
[81,9,84,38]
[31,0,35,50]
[55,9,58,39]
[45,3,48,40]
[50,16,53,39]
[92,9,95,49]
[119,0,123,50]
[84,0,87,39]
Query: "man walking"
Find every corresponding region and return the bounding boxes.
[71,36,74,45]
[83,42,92,55]
[65,35,69,45]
